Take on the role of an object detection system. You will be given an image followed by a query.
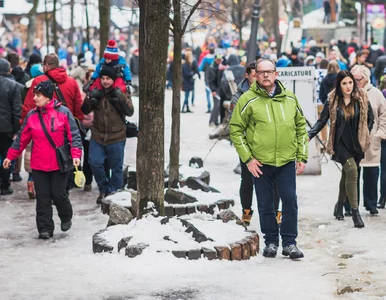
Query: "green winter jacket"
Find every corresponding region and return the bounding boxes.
[230,80,308,167]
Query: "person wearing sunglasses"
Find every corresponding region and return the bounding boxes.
[230,59,308,259]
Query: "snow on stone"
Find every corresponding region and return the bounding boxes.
[104,190,131,207]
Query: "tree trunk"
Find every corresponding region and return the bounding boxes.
[69,0,75,48]
[137,0,170,217]
[272,0,280,49]
[27,0,39,53]
[52,0,58,53]
[238,29,243,50]
[85,0,91,49]
[169,0,182,189]
[99,0,111,58]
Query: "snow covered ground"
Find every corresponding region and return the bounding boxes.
[1,80,386,300]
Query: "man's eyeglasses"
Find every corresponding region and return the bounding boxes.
[355,77,364,82]
[256,70,276,76]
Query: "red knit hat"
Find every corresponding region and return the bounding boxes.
[104,40,119,60]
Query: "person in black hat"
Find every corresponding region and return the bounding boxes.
[81,66,134,204]
[25,53,43,77]
[290,48,303,67]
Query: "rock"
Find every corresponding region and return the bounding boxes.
[215,200,226,210]
[164,205,175,217]
[186,177,220,193]
[196,171,210,185]
[202,247,217,260]
[186,205,196,214]
[127,171,137,190]
[174,206,187,216]
[208,204,217,215]
[230,243,242,261]
[337,286,362,295]
[233,163,241,175]
[187,249,201,260]
[237,239,251,260]
[125,243,149,258]
[214,246,230,260]
[181,220,213,243]
[217,210,245,227]
[118,237,132,253]
[107,204,133,227]
[92,230,114,253]
[196,204,209,214]
[160,217,171,225]
[163,236,178,244]
[338,253,354,259]
[189,156,203,168]
[172,250,187,259]
[164,188,198,204]
[247,231,260,254]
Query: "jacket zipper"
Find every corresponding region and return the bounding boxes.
[269,100,278,166]
[265,104,272,123]
[280,103,286,121]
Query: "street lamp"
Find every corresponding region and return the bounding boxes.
[247,0,260,64]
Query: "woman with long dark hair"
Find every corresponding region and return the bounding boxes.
[308,70,374,228]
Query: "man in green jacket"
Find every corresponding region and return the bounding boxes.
[230,59,308,259]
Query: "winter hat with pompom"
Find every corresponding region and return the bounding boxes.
[103,40,119,60]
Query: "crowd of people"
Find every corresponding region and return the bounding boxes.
[0,39,134,239]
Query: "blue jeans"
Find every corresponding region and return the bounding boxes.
[182,90,191,111]
[363,166,379,211]
[205,84,212,111]
[381,140,386,197]
[89,139,126,193]
[253,161,298,247]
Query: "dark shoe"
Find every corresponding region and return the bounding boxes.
[12,173,22,182]
[181,110,186,113]
[186,109,193,113]
[370,208,379,215]
[61,220,72,232]
[96,193,107,204]
[378,196,386,209]
[84,184,92,192]
[241,209,253,226]
[344,211,352,217]
[206,110,211,113]
[263,244,278,258]
[38,232,53,240]
[333,202,344,220]
[352,208,365,228]
[1,188,13,195]
[282,244,304,259]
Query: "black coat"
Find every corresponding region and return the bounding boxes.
[375,55,386,83]
[0,74,23,134]
[308,99,374,161]
[319,73,337,104]
[182,61,200,92]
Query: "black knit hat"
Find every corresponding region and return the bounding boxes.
[34,80,54,99]
[100,65,117,80]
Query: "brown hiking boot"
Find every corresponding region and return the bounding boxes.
[27,181,36,199]
[242,209,253,226]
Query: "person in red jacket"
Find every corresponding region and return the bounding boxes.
[21,53,84,123]
[3,80,82,240]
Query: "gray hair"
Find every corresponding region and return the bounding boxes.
[351,65,371,83]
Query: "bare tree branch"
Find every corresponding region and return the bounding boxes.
[182,0,202,34]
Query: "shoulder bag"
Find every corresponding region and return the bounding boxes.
[38,111,73,173]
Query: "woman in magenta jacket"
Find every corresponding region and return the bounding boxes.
[3,80,82,240]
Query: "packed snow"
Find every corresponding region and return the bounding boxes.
[1,80,386,299]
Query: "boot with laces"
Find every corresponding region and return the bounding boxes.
[282,244,304,259]
[27,181,36,199]
[241,209,253,226]
[262,244,278,258]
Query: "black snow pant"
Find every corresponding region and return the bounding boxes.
[32,169,73,234]
[0,132,13,190]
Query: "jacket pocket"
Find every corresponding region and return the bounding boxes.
[50,117,58,132]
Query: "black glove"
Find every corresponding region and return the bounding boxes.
[125,81,132,95]
[89,89,104,99]
[83,79,94,93]
[110,87,123,98]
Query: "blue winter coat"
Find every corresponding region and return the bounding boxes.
[92,56,132,81]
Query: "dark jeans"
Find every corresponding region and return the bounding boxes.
[0,132,13,190]
[363,166,379,211]
[32,169,73,234]
[253,161,298,247]
[182,90,192,111]
[89,139,125,193]
[240,158,254,210]
[380,140,386,197]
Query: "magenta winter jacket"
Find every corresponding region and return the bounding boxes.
[7,99,82,172]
